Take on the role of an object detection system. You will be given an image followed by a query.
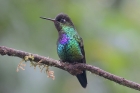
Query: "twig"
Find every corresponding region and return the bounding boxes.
[0,46,140,91]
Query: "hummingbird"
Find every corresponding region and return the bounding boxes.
[40,13,87,88]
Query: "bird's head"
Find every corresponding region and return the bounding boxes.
[40,13,74,31]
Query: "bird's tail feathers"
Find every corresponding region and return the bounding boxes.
[76,70,87,88]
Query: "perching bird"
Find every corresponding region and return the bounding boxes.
[40,13,87,88]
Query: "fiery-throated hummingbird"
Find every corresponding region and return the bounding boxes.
[40,13,87,88]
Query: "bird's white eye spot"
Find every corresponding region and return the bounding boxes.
[63,19,66,22]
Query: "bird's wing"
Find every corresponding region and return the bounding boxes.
[79,37,86,63]
[75,35,86,63]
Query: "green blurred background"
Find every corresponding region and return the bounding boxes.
[0,0,140,93]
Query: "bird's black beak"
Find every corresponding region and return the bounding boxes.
[40,17,55,22]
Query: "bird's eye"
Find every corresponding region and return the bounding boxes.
[60,19,66,23]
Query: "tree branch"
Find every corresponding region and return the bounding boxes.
[0,46,140,91]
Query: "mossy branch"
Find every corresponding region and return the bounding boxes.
[0,46,140,91]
